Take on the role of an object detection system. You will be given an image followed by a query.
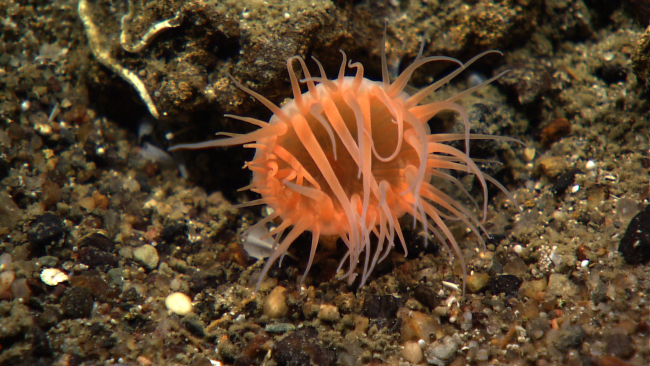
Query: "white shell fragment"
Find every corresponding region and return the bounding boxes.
[165,292,193,315]
[41,268,69,286]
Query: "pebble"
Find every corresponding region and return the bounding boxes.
[487,274,523,298]
[618,204,650,264]
[466,273,490,293]
[274,328,335,366]
[605,333,635,359]
[263,286,288,319]
[401,341,423,364]
[523,147,536,162]
[61,287,93,319]
[27,212,65,248]
[551,324,586,351]
[361,295,402,318]
[133,244,159,270]
[519,279,548,299]
[538,156,567,179]
[424,335,460,365]
[78,232,115,251]
[398,309,438,341]
[552,168,581,196]
[318,304,340,322]
[10,278,31,300]
[165,292,193,316]
[547,273,577,298]
[78,247,118,268]
[0,270,15,293]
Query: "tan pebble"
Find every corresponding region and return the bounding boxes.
[92,191,109,209]
[0,270,15,292]
[523,147,536,162]
[401,340,423,364]
[302,301,320,319]
[136,355,152,366]
[353,315,369,335]
[165,292,193,315]
[78,196,96,210]
[11,278,31,300]
[520,279,548,299]
[318,304,340,322]
[398,308,438,341]
[263,286,288,319]
[133,244,159,270]
[538,156,567,179]
[466,273,490,293]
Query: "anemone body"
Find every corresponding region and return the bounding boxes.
[170,43,517,293]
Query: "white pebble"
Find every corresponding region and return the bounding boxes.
[571,185,580,193]
[581,259,589,268]
[165,292,193,315]
[513,245,523,254]
[585,160,596,170]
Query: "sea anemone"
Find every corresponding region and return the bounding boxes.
[170,38,520,294]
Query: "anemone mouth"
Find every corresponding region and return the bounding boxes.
[168,38,521,295]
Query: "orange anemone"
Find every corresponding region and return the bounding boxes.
[170,39,520,294]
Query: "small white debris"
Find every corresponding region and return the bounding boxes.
[140,142,174,165]
[467,72,487,88]
[442,281,459,292]
[41,268,69,286]
[604,174,617,182]
[418,339,427,349]
[585,160,596,170]
[165,292,193,315]
[513,244,523,254]
[20,100,31,112]
[138,120,155,142]
[581,259,589,268]
[571,185,580,193]
[283,12,291,20]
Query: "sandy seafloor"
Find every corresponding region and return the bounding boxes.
[0,0,649,365]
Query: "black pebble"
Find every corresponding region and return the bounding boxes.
[30,325,52,357]
[552,169,582,196]
[28,212,65,248]
[487,274,523,298]
[605,333,635,359]
[274,328,335,366]
[78,232,115,252]
[413,285,437,309]
[361,295,402,319]
[618,205,650,264]
[78,247,118,268]
[61,287,94,319]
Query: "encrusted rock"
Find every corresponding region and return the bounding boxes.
[424,335,461,365]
